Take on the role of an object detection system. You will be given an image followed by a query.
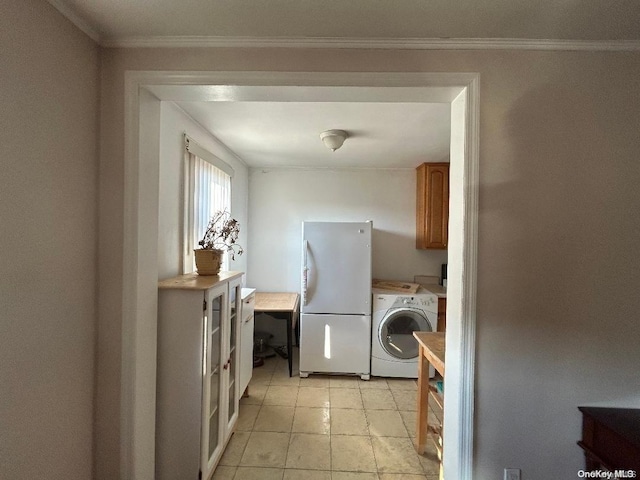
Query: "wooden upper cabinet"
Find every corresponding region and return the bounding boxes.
[416,162,450,249]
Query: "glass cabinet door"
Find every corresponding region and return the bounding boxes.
[225,279,242,429]
[201,284,226,477]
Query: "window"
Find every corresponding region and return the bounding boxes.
[183,135,234,273]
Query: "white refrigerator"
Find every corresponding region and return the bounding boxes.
[300,221,372,379]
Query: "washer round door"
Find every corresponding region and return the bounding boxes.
[379,308,432,360]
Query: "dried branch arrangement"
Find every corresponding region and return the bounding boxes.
[198,210,244,260]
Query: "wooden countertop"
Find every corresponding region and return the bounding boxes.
[421,284,447,298]
[158,271,243,290]
[254,292,300,312]
[413,332,445,375]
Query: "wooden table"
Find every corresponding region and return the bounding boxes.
[414,332,445,462]
[254,292,300,377]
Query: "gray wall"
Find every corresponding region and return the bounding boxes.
[98,47,640,479]
[9,2,639,479]
[0,1,99,479]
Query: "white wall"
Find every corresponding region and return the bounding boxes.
[157,102,249,280]
[247,167,447,343]
[247,167,447,291]
[99,48,640,480]
[0,1,99,479]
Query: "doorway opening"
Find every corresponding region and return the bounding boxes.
[122,71,479,479]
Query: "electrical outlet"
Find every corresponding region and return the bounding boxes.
[504,468,521,480]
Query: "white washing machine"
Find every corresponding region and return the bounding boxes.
[371,288,438,378]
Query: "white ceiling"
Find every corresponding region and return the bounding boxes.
[147,84,457,169]
[175,101,451,168]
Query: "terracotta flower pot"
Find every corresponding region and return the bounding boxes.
[194,249,223,275]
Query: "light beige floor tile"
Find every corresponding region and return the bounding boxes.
[211,465,236,480]
[418,443,441,476]
[299,376,331,387]
[419,463,440,478]
[297,387,331,408]
[274,366,300,378]
[271,370,302,386]
[285,469,332,480]
[273,360,299,377]
[366,410,409,437]
[241,383,268,405]
[233,466,284,479]
[331,435,377,472]
[398,411,416,438]
[390,390,417,411]
[263,385,299,406]
[359,378,389,390]
[240,431,290,468]
[378,474,429,480]
[330,408,368,436]
[330,388,364,409]
[218,349,438,480]
[330,376,360,388]
[332,472,379,480]
[386,379,418,391]
[258,357,279,372]
[250,367,274,385]
[253,405,295,432]
[236,404,261,431]
[371,437,423,474]
[218,431,251,466]
[292,407,331,434]
[429,402,443,423]
[361,389,396,410]
[262,350,296,371]
[286,433,331,470]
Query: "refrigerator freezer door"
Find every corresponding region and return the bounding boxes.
[302,222,372,315]
[299,313,371,377]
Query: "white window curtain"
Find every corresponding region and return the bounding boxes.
[183,135,233,273]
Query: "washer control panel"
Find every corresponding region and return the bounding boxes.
[372,288,439,313]
[390,294,437,312]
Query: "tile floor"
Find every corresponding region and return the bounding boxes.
[213,349,440,480]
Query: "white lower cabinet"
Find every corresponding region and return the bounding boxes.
[156,272,243,480]
[239,288,256,395]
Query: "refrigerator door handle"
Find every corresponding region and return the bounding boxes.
[302,240,309,305]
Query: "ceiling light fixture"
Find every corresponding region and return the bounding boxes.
[320,129,348,152]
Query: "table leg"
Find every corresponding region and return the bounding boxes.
[416,345,430,454]
[287,313,293,377]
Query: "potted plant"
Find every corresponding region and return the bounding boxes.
[194,210,244,275]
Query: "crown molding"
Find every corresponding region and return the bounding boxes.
[102,35,640,51]
[44,1,640,52]
[47,0,102,43]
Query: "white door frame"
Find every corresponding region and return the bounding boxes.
[121,71,479,479]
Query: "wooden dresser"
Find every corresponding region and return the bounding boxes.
[577,407,640,472]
